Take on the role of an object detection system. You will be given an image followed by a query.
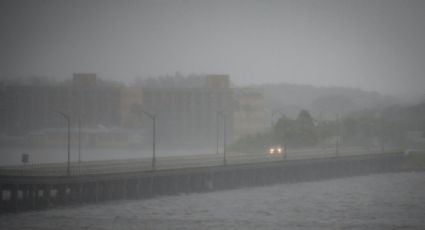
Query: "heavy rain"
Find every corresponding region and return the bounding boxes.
[1,0,425,229]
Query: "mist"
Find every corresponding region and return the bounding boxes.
[1,0,425,98]
[1,1,425,228]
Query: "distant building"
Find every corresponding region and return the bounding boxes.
[72,73,97,88]
[0,74,123,136]
[206,74,230,89]
[140,74,234,148]
[233,87,270,140]
[0,83,53,135]
[71,73,122,127]
[0,73,270,149]
[120,85,144,128]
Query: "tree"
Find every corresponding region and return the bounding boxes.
[273,114,292,144]
[295,110,317,147]
[273,110,318,148]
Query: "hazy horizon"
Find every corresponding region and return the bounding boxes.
[1,0,425,99]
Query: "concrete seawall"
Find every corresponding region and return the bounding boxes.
[0,153,410,213]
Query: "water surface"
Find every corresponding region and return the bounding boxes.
[1,172,424,229]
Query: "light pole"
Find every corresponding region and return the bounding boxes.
[379,114,385,154]
[335,113,340,157]
[55,111,71,176]
[78,116,82,174]
[141,109,157,170]
[223,113,227,166]
[216,112,220,155]
[217,111,227,166]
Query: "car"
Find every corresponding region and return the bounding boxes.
[268,145,284,155]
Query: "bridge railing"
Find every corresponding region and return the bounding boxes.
[0,147,404,176]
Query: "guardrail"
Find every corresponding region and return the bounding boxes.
[0,147,404,177]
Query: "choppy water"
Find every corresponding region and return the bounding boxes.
[1,172,425,229]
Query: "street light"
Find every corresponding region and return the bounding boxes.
[223,113,227,166]
[141,109,157,170]
[55,111,71,176]
[78,116,82,174]
[216,112,220,155]
[379,113,385,154]
[217,111,227,166]
[335,113,341,157]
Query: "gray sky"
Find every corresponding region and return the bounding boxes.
[1,0,424,97]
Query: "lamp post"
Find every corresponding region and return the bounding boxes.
[379,114,385,154]
[78,116,82,174]
[141,109,157,170]
[216,112,220,155]
[55,111,71,176]
[217,111,227,166]
[335,113,340,157]
[223,113,227,166]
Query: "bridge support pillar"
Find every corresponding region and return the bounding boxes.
[10,185,18,212]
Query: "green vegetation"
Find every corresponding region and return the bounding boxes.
[230,101,425,153]
[273,110,318,148]
[229,132,273,153]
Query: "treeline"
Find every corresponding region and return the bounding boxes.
[230,100,425,153]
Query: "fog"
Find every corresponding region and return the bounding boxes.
[1,0,425,98]
[1,73,424,167]
[1,1,425,228]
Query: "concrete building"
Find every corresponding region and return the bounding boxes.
[119,85,144,128]
[233,87,270,141]
[0,73,269,149]
[0,74,123,137]
[140,74,234,148]
[0,83,53,135]
[71,73,122,128]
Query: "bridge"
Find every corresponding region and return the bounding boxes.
[0,148,422,213]
[0,147,389,176]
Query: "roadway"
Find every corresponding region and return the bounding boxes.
[0,147,401,177]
